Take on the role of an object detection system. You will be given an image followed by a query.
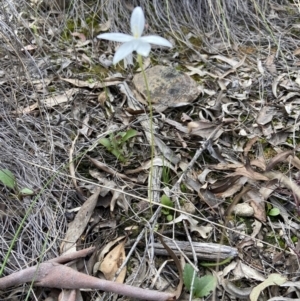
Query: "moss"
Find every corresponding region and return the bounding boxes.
[180,183,188,193]
[189,36,202,48]
[86,64,110,79]
[61,19,80,42]
[263,146,277,160]
[60,15,100,42]
[180,26,191,36]
[48,86,56,93]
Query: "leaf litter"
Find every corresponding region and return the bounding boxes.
[1,1,300,301]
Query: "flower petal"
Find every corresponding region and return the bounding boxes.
[131,7,144,38]
[125,53,133,65]
[97,33,133,43]
[141,35,172,48]
[135,40,151,57]
[113,41,136,64]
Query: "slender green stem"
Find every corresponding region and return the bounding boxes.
[137,54,154,213]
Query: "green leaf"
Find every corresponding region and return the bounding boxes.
[161,194,174,215]
[161,208,169,215]
[161,194,174,208]
[19,187,34,196]
[194,275,217,297]
[183,264,197,293]
[111,149,125,162]
[268,208,280,216]
[121,129,137,143]
[166,214,173,221]
[0,169,17,190]
[99,138,112,149]
[184,264,217,298]
[266,203,272,211]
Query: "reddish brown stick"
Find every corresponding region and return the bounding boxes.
[0,262,175,301]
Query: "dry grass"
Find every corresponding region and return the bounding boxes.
[0,0,300,300]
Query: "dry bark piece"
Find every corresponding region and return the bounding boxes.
[133,65,201,112]
[150,240,238,261]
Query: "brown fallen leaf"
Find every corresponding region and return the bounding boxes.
[58,289,79,301]
[88,156,137,182]
[218,55,247,79]
[225,186,252,218]
[249,158,266,171]
[209,175,244,195]
[61,77,123,89]
[256,106,278,125]
[42,88,79,107]
[13,88,79,114]
[242,189,266,223]
[264,171,300,205]
[99,239,127,283]
[272,74,285,97]
[125,157,176,175]
[293,48,300,56]
[228,165,269,181]
[265,53,277,75]
[158,234,184,299]
[187,120,223,139]
[274,146,300,170]
[168,214,213,238]
[60,187,101,253]
[265,150,294,171]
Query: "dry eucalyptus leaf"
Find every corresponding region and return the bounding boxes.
[229,165,269,181]
[265,171,300,204]
[125,157,176,175]
[168,214,213,238]
[272,74,285,97]
[98,19,111,31]
[110,190,128,212]
[250,274,287,301]
[14,88,79,114]
[211,55,239,67]
[242,189,266,222]
[266,150,294,171]
[60,187,101,253]
[256,106,277,125]
[61,77,123,89]
[99,239,127,283]
[233,261,266,282]
[188,121,223,139]
[222,279,252,299]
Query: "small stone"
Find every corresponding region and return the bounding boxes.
[183,201,196,214]
[133,65,201,112]
[233,203,254,217]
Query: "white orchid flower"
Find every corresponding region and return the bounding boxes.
[97,6,172,65]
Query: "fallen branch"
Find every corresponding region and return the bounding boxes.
[0,262,175,301]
